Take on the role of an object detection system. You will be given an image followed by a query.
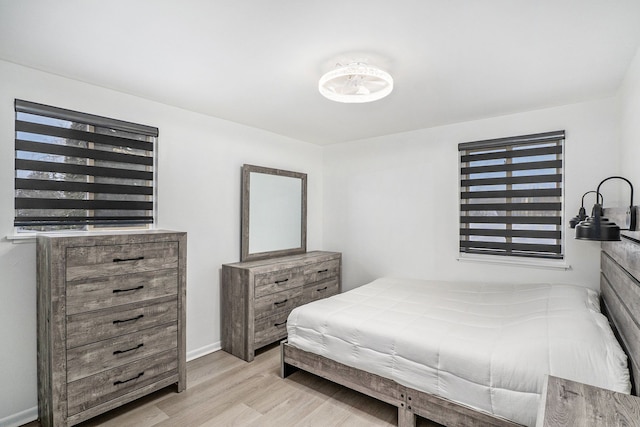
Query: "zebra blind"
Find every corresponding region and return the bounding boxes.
[14,99,158,230]
[459,130,564,259]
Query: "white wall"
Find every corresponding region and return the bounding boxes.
[620,45,640,186]
[0,60,324,424]
[323,98,621,291]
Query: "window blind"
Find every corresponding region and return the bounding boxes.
[14,99,158,230]
[458,130,564,259]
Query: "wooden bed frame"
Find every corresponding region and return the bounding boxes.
[281,228,640,426]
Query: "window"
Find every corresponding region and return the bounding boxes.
[458,131,564,259]
[14,99,158,232]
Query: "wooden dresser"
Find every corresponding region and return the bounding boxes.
[36,230,187,427]
[221,251,341,361]
[536,375,640,426]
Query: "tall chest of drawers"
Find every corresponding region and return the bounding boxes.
[36,230,187,427]
[221,251,341,362]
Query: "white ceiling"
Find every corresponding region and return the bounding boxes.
[1,1,639,145]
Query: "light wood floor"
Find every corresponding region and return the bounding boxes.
[23,344,441,427]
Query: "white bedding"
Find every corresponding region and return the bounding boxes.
[287,278,631,426]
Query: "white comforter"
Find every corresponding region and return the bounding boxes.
[287,278,630,426]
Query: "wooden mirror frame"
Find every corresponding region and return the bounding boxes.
[241,164,307,261]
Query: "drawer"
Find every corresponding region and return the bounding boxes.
[254,287,303,320]
[66,269,178,315]
[254,311,290,348]
[303,278,340,302]
[303,259,340,283]
[67,323,178,382]
[254,269,305,298]
[67,348,178,416]
[66,297,178,349]
[66,242,179,281]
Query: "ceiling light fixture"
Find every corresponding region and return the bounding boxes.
[319,62,393,103]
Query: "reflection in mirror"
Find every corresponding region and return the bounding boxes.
[241,165,307,261]
[249,172,302,253]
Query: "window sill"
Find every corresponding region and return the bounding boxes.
[5,234,36,244]
[6,227,155,244]
[457,254,571,271]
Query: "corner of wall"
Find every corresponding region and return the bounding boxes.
[619,45,640,187]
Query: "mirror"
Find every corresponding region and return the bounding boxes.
[241,164,307,261]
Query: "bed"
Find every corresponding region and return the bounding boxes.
[281,230,640,427]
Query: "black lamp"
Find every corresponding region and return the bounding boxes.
[569,191,602,228]
[575,176,637,241]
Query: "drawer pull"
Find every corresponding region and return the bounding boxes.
[113,343,144,355]
[274,299,288,307]
[274,320,287,327]
[113,285,144,294]
[317,286,328,292]
[274,278,289,284]
[113,256,145,263]
[113,371,144,386]
[317,269,329,273]
[113,314,144,324]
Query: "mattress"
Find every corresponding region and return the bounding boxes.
[286,277,631,426]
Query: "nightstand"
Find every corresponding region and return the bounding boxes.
[536,375,640,426]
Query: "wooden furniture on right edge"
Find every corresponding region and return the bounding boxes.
[221,251,341,362]
[536,375,640,426]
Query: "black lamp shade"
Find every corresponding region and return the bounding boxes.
[570,191,602,229]
[574,177,637,241]
[569,206,587,228]
[575,216,621,241]
[574,203,621,241]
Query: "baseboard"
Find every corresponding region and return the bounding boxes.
[1,405,38,427]
[2,344,221,427]
[186,341,221,361]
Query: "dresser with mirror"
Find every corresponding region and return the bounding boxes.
[221,165,341,361]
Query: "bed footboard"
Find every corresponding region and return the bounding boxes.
[281,341,406,407]
[280,341,521,427]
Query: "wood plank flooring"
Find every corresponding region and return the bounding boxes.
[23,344,441,427]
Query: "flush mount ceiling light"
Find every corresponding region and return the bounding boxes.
[319,62,393,103]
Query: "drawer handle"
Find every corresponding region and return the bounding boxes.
[274,320,287,327]
[317,286,328,292]
[113,256,145,263]
[113,343,144,355]
[113,285,144,294]
[113,371,144,386]
[113,314,144,324]
[317,269,329,273]
[275,278,289,284]
[274,299,288,307]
